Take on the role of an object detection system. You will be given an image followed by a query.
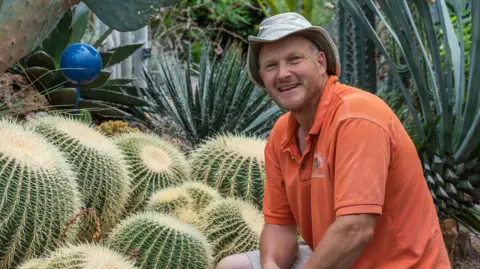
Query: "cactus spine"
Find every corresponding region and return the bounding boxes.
[146,181,221,224]
[107,211,214,269]
[0,0,78,74]
[25,114,131,241]
[18,243,138,269]
[113,132,190,214]
[189,134,267,209]
[194,198,264,264]
[0,117,82,269]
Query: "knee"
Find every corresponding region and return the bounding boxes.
[216,254,253,269]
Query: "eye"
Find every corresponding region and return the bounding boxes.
[264,63,276,71]
[289,56,302,63]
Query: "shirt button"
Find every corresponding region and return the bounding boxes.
[301,164,305,169]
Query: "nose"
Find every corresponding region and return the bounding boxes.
[277,62,292,82]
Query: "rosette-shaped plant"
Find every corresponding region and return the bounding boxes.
[194,198,263,263]
[25,114,131,241]
[113,132,190,214]
[107,212,213,269]
[18,243,138,269]
[189,134,266,209]
[0,117,82,269]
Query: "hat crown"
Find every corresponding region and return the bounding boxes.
[257,12,312,39]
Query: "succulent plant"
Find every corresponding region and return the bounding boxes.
[107,211,214,269]
[145,186,190,218]
[25,114,131,241]
[180,181,222,212]
[18,243,138,269]
[194,198,264,264]
[96,120,140,137]
[16,259,44,269]
[189,133,267,209]
[113,132,190,214]
[0,0,179,75]
[0,117,82,269]
[145,181,221,224]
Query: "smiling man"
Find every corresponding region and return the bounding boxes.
[215,12,451,269]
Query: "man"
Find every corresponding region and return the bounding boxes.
[216,12,451,269]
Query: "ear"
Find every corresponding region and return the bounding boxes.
[316,51,327,74]
[259,70,264,81]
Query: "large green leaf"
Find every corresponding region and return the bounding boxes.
[82,0,179,32]
[39,8,73,65]
[47,88,149,107]
[454,0,480,161]
[26,51,56,70]
[103,43,144,67]
[78,71,112,89]
[69,2,91,44]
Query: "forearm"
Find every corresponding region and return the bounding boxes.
[260,223,299,268]
[303,217,374,269]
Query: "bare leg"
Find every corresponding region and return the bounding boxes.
[216,253,254,269]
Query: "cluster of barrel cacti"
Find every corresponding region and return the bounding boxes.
[0,113,270,268]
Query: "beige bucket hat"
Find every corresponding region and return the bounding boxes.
[247,12,341,89]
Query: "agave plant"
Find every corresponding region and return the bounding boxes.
[140,43,284,146]
[0,0,178,74]
[339,0,480,233]
[7,4,150,120]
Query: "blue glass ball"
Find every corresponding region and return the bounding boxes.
[60,43,102,85]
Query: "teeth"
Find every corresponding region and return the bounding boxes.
[279,84,298,91]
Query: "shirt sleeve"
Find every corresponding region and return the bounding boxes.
[263,137,296,225]
[331,118,391,217]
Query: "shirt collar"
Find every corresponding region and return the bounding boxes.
[281,75,338,148]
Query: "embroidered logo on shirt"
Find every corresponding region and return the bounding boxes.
[312,153,324,178]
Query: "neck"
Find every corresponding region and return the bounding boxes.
[293,75,328,134]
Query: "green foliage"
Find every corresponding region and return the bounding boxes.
[0,117,82,269]
[189,133,267,209]
[149,0,264,63]
[107,211,214,269]
[9,9,150,120]
[0,0,179,75]
[25,114,132,241]
[256,0,335,26]
[337,0,377,94]
[141,42,283,146]
[340,0,480,233]
[113,132,190,214]
[18,243,138,269]
[83,0,178,32]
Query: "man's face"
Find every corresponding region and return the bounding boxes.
[258,35,327,112]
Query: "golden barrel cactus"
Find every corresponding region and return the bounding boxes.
[189,134,267,209]
[25,114,131,241]
[0,117,82,269]
[113,132,191,214]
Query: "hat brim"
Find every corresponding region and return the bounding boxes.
[247,26,341,89]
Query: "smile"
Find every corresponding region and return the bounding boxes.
[278,83,300,92]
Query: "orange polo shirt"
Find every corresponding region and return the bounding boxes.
[263,76,450,268]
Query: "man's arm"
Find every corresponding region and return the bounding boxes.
[260,223,299,268]
[302,214,375,269]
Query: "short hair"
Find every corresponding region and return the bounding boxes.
[308,38,319,55]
